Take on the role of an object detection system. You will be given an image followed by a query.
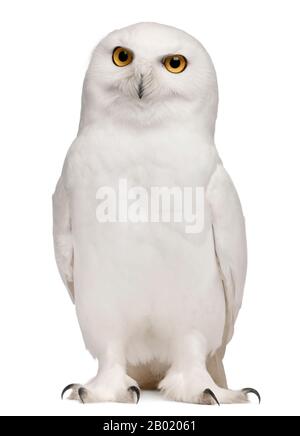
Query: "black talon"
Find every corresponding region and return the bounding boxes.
[78,387,88,404]
[242,388,261,404]
[61,383,78,400]
[128,386,140,404]
[203,388,220,406]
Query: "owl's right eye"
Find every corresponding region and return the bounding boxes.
[112,47,133,67]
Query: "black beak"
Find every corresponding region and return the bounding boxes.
[138,76,144,99]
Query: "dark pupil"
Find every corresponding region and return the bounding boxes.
[118,50,128,62]
[170,57,181,69]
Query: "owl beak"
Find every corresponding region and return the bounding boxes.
[134,63,152,100]
[138,75,144,99]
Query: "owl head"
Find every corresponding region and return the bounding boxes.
[80,23,218,135]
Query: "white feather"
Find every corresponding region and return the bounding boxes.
[53,22,250,404]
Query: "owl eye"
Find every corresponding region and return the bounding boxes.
[112,47,133,67]
[163,54,187,74]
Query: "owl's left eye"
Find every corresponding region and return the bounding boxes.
[163,54,187,74]
[112,47,133,67]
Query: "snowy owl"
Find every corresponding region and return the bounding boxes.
[53,22,259,405]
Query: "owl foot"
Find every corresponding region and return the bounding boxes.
[159,370,260,405]
[198,387,260,405]
[61,379,140,404]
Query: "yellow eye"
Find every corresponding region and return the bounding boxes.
[163,54,187,74]
[112,47,133,67]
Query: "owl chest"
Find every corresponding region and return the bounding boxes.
[74,130,217,191]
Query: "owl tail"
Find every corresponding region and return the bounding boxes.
[207,350,228,389]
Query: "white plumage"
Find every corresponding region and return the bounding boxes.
[53,22,257,404]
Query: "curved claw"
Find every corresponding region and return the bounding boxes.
[203,388,220,406]
[242,388,261,404]
[128,386,140,404]
[78,387,88,404]
[61,383,80,400]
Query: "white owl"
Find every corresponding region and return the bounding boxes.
[53,22,259,405]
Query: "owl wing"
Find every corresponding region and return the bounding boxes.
[52,177,74,303]
[207,164,247,347]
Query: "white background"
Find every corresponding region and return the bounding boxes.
[0,0,299,417]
